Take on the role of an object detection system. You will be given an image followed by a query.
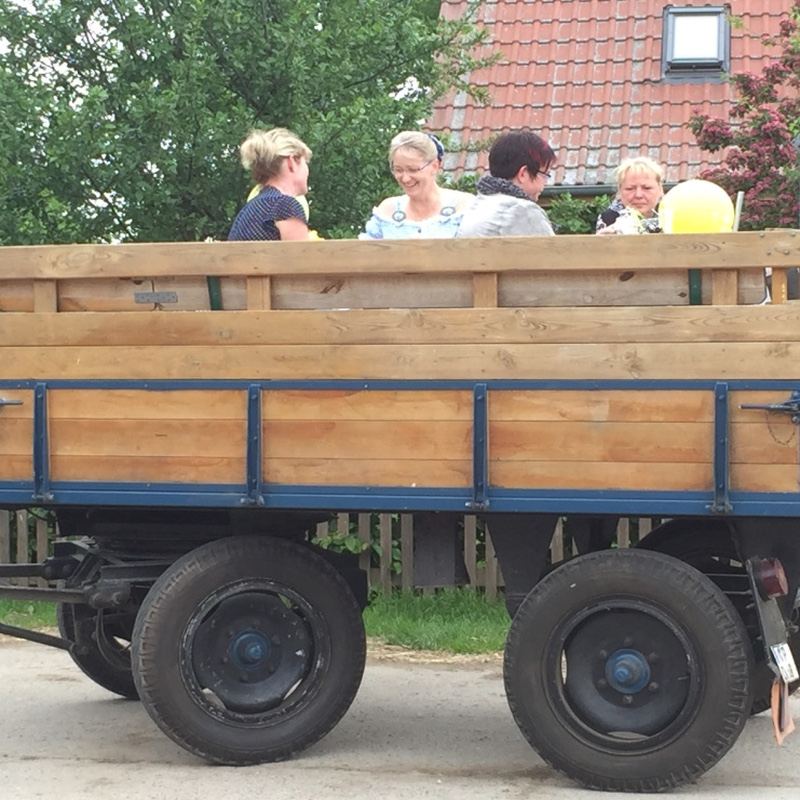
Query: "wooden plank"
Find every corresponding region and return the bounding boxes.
[50,455,245,483]
[0,512,10,568]
[15,511,28,576]
[491,461,713,491]
[484,526,499,599]
[36,517,49,587]
[379,513,392,594]
[711,269,739,305]
[49,419,247,457]
[33,280,58,312]
[49,389,247,419]
[247,276,272,310]
[263,458,470,488]
[272,273,473,309]
[263,390,472,421]
[0,456,33,480]
[473,272,498,307]
[490,390,713,423]
[6,341,800,381]
[492,421,712,463]
[0,268,767,312]
[263,420,471,460]
[771,268,788,304]
[730,464,800,493]
[5,302,800,348]
[1,232,798,280]
[357,513,372,577]
[0,420,36,454]
[401,514,414,591]
[730,424,798,464]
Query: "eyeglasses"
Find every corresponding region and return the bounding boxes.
[537,169,552,179]
[391,159,435,176]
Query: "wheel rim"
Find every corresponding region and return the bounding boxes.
[185,579,326,721]
[546,599,702,752]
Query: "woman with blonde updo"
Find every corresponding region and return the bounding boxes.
[360,131,473,239]
[228,128,311,241]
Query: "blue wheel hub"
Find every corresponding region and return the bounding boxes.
[191,591,312,714]
[231,631,271,669]
[604,648,651,694]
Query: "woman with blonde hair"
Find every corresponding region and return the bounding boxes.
[228,128,311,241]
[596,155,665,234]
[360,131,473,239]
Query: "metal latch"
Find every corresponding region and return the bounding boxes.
[740,392,800,425]
[0,398,22,407]
[134,291,178,304]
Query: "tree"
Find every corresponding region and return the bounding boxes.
[689,5,800,230]
[0,0,494,243]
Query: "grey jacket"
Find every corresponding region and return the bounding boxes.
[456,194,555,238]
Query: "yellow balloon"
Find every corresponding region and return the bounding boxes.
[658,179,735,234]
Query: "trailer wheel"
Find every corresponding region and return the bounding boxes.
[131,536,366,765]
[56,600,139,699]
[638,520,800,714]
[504,549,752,792]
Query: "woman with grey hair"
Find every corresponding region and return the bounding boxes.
[360,131,473,239]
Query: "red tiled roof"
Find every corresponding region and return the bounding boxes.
[431,1,791,188]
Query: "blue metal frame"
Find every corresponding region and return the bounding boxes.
[246,384,264,506]
[468,384,489,512]
[32,383,51,503]
[1,377,798,518]
[711,382,731,514]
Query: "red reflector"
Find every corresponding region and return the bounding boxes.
[755,557,789,600]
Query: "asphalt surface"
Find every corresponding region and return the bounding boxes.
[1,638,799,800]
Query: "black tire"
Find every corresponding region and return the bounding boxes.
[56,600,139,699]
[638,519,800,714]
[131,536,366,765]
[504,549,752,792]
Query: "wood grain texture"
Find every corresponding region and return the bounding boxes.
[4,341,799,381]
[490,461,713,491]
[1,231,798,279]
[4,303,799,347]
[263,458,470,488]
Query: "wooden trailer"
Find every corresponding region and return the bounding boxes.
[0,231,799,792]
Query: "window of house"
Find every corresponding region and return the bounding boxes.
[662,5,730,81]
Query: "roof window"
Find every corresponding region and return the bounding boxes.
[663,5,730,81]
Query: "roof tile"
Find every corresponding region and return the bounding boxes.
[431,0,791,188]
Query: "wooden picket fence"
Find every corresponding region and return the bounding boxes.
[1,509,656,598]
[313,512,655,599]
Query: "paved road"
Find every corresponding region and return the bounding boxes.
[1,638,799,800]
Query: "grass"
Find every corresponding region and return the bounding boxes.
[0,588,510,655]
[363,588,510,654]
[0,599,57,630]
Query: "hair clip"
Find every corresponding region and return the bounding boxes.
[426,133,445,161]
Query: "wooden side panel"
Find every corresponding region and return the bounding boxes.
[0,268,766,312]
[48,389,247,483]
[730,391,800,493]
[5,341,800,382]
[0,390,33,480]
[489,390,714,491]
[262,390,472,487]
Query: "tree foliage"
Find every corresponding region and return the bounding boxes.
[0,0,494,243]
[689,5,800,230]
